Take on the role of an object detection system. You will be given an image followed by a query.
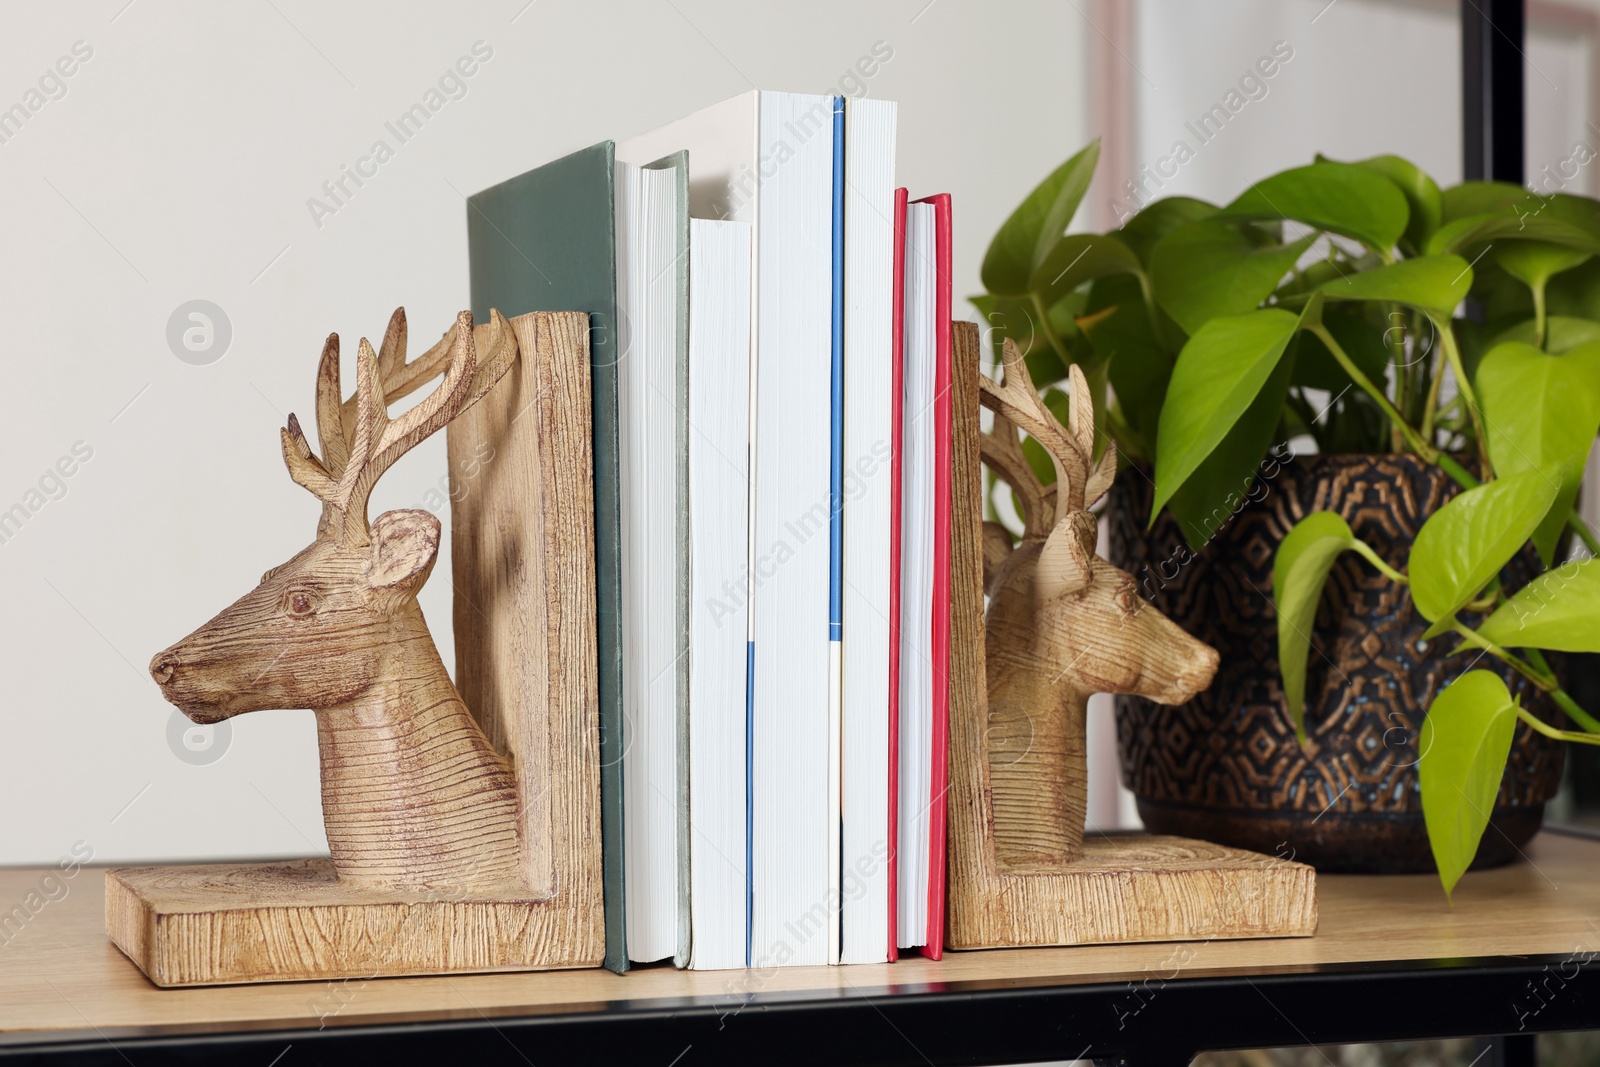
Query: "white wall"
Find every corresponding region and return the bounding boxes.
[1528,13,1595,195]
[1124,0,1595,205]
[1129,0,1462,207]
[0,0,1087,866]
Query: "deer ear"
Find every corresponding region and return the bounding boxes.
[367,509,441,600]
[1036,512,1095,600]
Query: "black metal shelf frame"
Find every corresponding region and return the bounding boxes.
[2,952,1595,1066]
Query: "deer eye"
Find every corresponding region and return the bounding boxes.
[281,588,322,618]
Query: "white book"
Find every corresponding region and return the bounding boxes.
[686,217,753,970]
[839,97,897,965]
[896,201,937,949]
[750,91,836,970]
[615,157,687,965]
[623,90,837,968]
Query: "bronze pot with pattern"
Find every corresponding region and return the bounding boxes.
[1106,452,1565,873]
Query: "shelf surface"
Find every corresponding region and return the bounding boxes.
[4,830,1600,1064]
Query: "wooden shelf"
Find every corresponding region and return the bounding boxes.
[5,831,1600,1064]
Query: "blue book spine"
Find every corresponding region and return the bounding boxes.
[829,96,845,643]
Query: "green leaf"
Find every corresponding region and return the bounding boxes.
[1473,264,1537,321]
[1489,315,1600,355]
[971,293,1035,365]
[1114,196,1218,266]
[1547,257,1600,320]
[1497,241,1593,291]
[1347,154,1442,254]
[1427,195,1600,257]
[1150,220,1316,335]
[1152,308,1300,522]
[1027,233,1144,306]
[1273,512,1355,741]
[1219,162,1410,253]
[982,140,1101,295]
[1026,345,1071,390]
[1409,467,1563,623]
[1319,254,1474,318]
[970,293,1074,375]
[1275,248,1368,298]
[1476,340,1600,562]
[1419,670,1518,900]
[1440,181,1527,224]
[1429,213,1600,257]
[1082,275,1171,454]
[1312,388,1389,454]
[1454,316,1496,382]
[1166,354,1295,548]
[1479,558,1600,651]
[1044,292,1084,345]
[1292,304,1392,392]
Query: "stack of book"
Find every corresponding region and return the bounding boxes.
[465,90,954,971]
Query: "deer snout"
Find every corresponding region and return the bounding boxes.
[1135,630,1220,706]
[149,645,233,722]
[1175,643,1221,700]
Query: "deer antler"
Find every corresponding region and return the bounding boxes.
[977,340,1117,517]
[977,340,1120,599]
[281,307,518,545]
[980,408,1055,540]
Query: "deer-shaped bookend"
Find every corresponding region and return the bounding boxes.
[977,340,1219,869]
[107,308,605,985]
[150,308,522,888]
[944,325,1316,950]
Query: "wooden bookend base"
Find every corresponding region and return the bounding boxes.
[107,311,604,986]
[944,320,1316,951]
[105,861,595,986]
[943,835,1316,950]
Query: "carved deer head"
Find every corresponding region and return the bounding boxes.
[980,340,1217,868]
[149,308,515,723]
[148,307,526,889]
[980,340,1219,704]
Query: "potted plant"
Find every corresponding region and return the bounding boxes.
[975,141,1600,892]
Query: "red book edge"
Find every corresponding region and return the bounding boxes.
[886,188,908,964]
[914,191,953,961]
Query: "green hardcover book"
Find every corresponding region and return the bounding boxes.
[467,141,629,973]
[656,150,690,973]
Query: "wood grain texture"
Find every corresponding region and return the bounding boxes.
[6,834,1592,1037]
[110,310,603,985]
[104,862,591,987]
[449,310,602,906]
[945,323,1314,949]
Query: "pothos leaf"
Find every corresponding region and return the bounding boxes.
[1150,220,1316,335]
[1220,161,1410,253]
[1273,512,1355,742]
[1409,467,1562,625]
[1419,670,1519,900]
[1478,557,1600,652]
[1476,341,1600,563]
[982,140,1102,295]
[1152,309,1300,523]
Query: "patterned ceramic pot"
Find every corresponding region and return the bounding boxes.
[1107,453,1565,873]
